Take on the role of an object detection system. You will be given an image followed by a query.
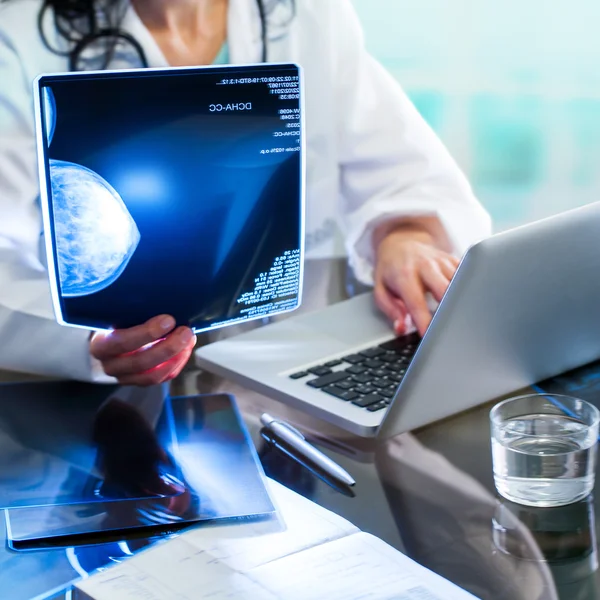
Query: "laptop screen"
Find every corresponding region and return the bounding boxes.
[36,64,304,332]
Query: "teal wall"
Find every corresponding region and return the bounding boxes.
[352,0,600,231]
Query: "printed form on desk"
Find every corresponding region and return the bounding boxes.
[75,480,480,600]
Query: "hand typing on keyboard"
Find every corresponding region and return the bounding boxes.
[372,219,459,337]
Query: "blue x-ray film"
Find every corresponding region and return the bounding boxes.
[37,64,303,331]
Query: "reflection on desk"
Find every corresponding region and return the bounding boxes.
[375,395,600,600]
[494,497,598,599]
[378,433,562,600]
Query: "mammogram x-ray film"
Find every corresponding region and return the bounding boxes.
[4,385,275,547]
[35,64,304,332]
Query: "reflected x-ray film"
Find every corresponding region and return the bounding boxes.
[3,385,276,548]
[34,64,304,332]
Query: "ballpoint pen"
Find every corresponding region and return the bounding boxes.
[260,413,356,487]
[260,427,356,498]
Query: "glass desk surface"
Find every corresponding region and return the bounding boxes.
[2,366,599,600]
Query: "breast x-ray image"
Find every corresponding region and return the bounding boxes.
[35,64,304,332]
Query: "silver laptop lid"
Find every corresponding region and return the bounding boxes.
[380,201,600,437]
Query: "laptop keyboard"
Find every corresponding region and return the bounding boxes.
[288,333,421,412]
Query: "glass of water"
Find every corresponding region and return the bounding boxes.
[490,394,599,507]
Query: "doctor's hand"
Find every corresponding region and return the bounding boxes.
[89,315,196,386]
[373,225,459,338]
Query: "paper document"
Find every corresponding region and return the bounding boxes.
[249,532,478,600]
[75,480,479,600]
[178,480,359,572]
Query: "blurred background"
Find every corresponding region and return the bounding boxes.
[352,0,600,232]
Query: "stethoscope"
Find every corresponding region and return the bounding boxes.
[40,0,278,72]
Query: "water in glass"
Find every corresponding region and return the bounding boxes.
[492,413,597,507]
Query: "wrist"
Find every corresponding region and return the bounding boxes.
[373,220,435,252]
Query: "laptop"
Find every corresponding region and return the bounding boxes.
[196,201,600,438]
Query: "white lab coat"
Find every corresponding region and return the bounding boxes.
[0,0,491,381]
